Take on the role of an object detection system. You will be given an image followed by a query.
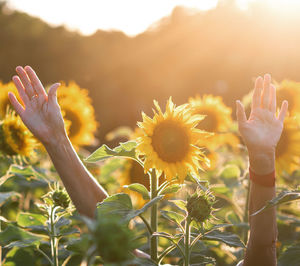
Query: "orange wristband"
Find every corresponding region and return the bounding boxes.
[249,168,275,187]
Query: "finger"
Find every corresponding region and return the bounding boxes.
[278,100,288,123]
[236,100,247,124]
[261,73,271,108]
[252,76,263,110]
[269,84,276,113]
[8,92,25,117]
[24,66,47,98]
[12,75,30,105]
[48,83,61,103]
[16,66,36,97]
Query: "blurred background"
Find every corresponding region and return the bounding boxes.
[1,0,300,145]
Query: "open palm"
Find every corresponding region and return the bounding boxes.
[236,74,288,155]
[9,66,66,145]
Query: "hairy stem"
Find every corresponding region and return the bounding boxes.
[150,170,158,262]
[184,217,191,266]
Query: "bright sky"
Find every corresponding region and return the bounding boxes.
[7,0,300,36]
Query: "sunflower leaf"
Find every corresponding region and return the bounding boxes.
[160,184,183,195]
[124,183,150,200]
[278,242,300,266]
[17,212,47,227]
[85,141,138,163]
[202,230,245,248]
[252,190,300,216]
[0,191,20,205]
[161,210,185,227]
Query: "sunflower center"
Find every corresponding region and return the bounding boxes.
[276,130,289,158]
[64,109,82,138]
[196,109,218,132]
[151,120,190,163]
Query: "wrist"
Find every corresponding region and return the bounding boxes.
[248,148,275,175]
[42,132,70,149]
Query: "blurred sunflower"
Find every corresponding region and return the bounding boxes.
[188,95,239,150]
[57,81,98,148]
[0,81,22,118]
[137,98,210,183]
[0,111,36,156]
[276,115,300,175]
[276,80,300,115]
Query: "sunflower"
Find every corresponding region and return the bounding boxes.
[0,81,22,119]
[0,111,36,156]
[276,115,300,175]
[188,95,239,150]
[276,80,300,115]
[136,98,210,183]
[56,81,98,148]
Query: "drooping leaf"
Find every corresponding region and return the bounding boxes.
[17,212,47,227]
[126,195,164,221]
[0,224,42,246]
[96,193,163,223]
[96,193,133,220]
[85,141,139,163]
[124,183,150,200]
[202,230,245,248]
[160,184,183,195]
[169,199,187,213]
[252,190,300,216]
[161,210,185,227]
[4,239,39,249]
[278,242,300,266]
[0,191,19,205]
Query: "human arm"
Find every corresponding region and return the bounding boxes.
[236,74,288,265]
[9,66,108,218]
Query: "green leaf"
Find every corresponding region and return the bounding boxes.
[17,212,47,227]
[0,224,42,246]
[85,141,139,163]
[5,239,39,249]
[202,230,245,248]
[252,190,300,216]
[126,195,163,221]
[96,193,163,222]
[124,183,150,200]
[169,199,187,213]
[96,193,133,220]
[278,242,300,266]
[160,184,183,195]
[219,164,241,179]
[0,191,19,205]
[8,165,46,180]
[161,210,185,227]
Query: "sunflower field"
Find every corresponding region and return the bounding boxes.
[0,78,300,266]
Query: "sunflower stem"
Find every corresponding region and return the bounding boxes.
[243,174,250,246]
[150,169,158,262]
[49,206,59,266]
[184,216,191,266]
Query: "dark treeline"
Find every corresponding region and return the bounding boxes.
[1,0,300,144]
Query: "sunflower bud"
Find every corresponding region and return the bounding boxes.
[186,191,214,223]
[51,189,70,209]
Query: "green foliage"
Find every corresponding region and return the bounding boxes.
[85,141,139,163]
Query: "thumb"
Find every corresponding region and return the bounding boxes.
[236,100,247,125]
[48,83,60,103]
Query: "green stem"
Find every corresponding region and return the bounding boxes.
[243,176,250,245]
[150,170,158,262]
[184,217,191,266]
[50,206,58,266]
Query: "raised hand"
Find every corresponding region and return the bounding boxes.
[9,66,66,145]
[236,74,288,174]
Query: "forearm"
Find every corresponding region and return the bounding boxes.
[243,155,277,266]
[44,135,108,218]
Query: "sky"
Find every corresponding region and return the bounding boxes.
[6,0,300,36]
